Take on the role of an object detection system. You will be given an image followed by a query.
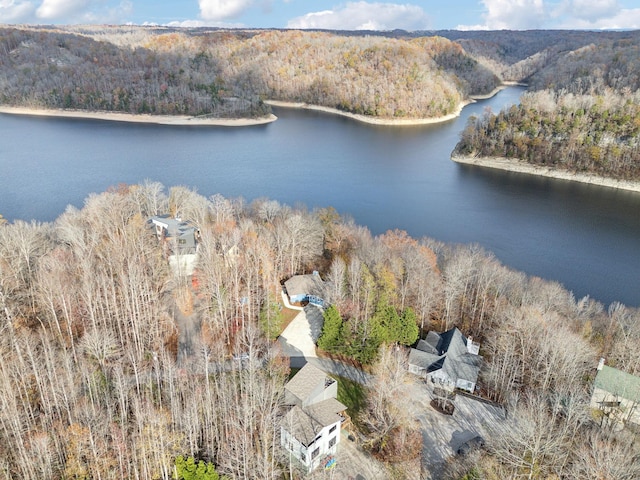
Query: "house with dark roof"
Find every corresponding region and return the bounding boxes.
[281,363,347,472]
[408,327,481,393]
[591,359,640,429]
[283,272,325,307]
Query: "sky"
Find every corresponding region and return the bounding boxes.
[1,0,640,31]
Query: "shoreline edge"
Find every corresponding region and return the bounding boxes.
[452,154,640,193]
[0,83,516,127]
[0,106,278,126]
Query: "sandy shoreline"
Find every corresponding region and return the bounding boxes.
[265,82,524,125]
[0,106,278,126]
[452,154,640,193]
[0,83,516,127]
[264,100,471,126]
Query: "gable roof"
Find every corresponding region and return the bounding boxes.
[149,215,199,253]
[283,398,346,446]
[420,327,469,356]
[442,352,482,383]
[306,398,347,428]
[284,273,323,298]
[284,405,321,446]
[410,327,481,385]
[285,363,334,405]
[594,365,640,403]
[409,348,440,371]
[150,215,197,236]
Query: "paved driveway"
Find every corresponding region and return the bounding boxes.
[278,302,324,366]
[308,431,387,480]
[403,380,506,479]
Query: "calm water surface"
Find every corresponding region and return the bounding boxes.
[1,87,639,307]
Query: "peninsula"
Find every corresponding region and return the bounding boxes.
[452,154,640,192]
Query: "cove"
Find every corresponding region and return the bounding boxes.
[1,86,639,307]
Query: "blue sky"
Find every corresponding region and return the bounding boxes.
[1,0,640,30]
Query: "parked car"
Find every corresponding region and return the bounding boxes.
[456,435,485,455]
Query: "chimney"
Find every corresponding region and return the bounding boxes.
[466,336,480,355]
[597,358,605,371]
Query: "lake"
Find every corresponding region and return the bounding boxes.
[1,87,639,307]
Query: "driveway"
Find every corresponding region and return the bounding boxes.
[308,431,387,480]
[277,300,324,366]
[403,379,506,479]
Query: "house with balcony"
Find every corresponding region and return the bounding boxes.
[281,363,347,472]
[408,327,481,393]
[591,358,640,430]
[149,215,200,275]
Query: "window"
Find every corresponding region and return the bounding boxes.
[312,448,320,459]
[300,453,306,462]
[329,425,337,434]
[329,436,337,448]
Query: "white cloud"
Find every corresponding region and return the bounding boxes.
[557,7,640,29]
[558,0,620,23]
[198,0,254,21]
[166,18,245,28]
[287,1,430,31]
[80,1,132,24]
[458,0,639,31]
[0,0,36,22]
[480,0,546,29]
[36,0,88,20]
[455,23,489,31]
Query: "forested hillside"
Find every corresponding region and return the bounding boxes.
[455,89,640,180]
[1,184,639,479]
[439,29,639,82]
[0,27,268,118]
[0,26,499,120]
[453,30,640,181]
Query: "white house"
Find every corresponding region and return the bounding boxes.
[408,327,481,393]
[149,215,200,275]
[591,359,640,430]
[281,363,346,472]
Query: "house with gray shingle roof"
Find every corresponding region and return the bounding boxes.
[591,359,640,429]
[281,363,346,472]
[283,272,325,306]
[408,327,481,393]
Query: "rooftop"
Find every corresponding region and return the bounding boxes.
[594,365,640,403]
[285,363,335,405]
[283,398,346,446]
[284,273,323,297]
[410,327,481,384]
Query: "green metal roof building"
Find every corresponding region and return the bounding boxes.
[591,362,640,428]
